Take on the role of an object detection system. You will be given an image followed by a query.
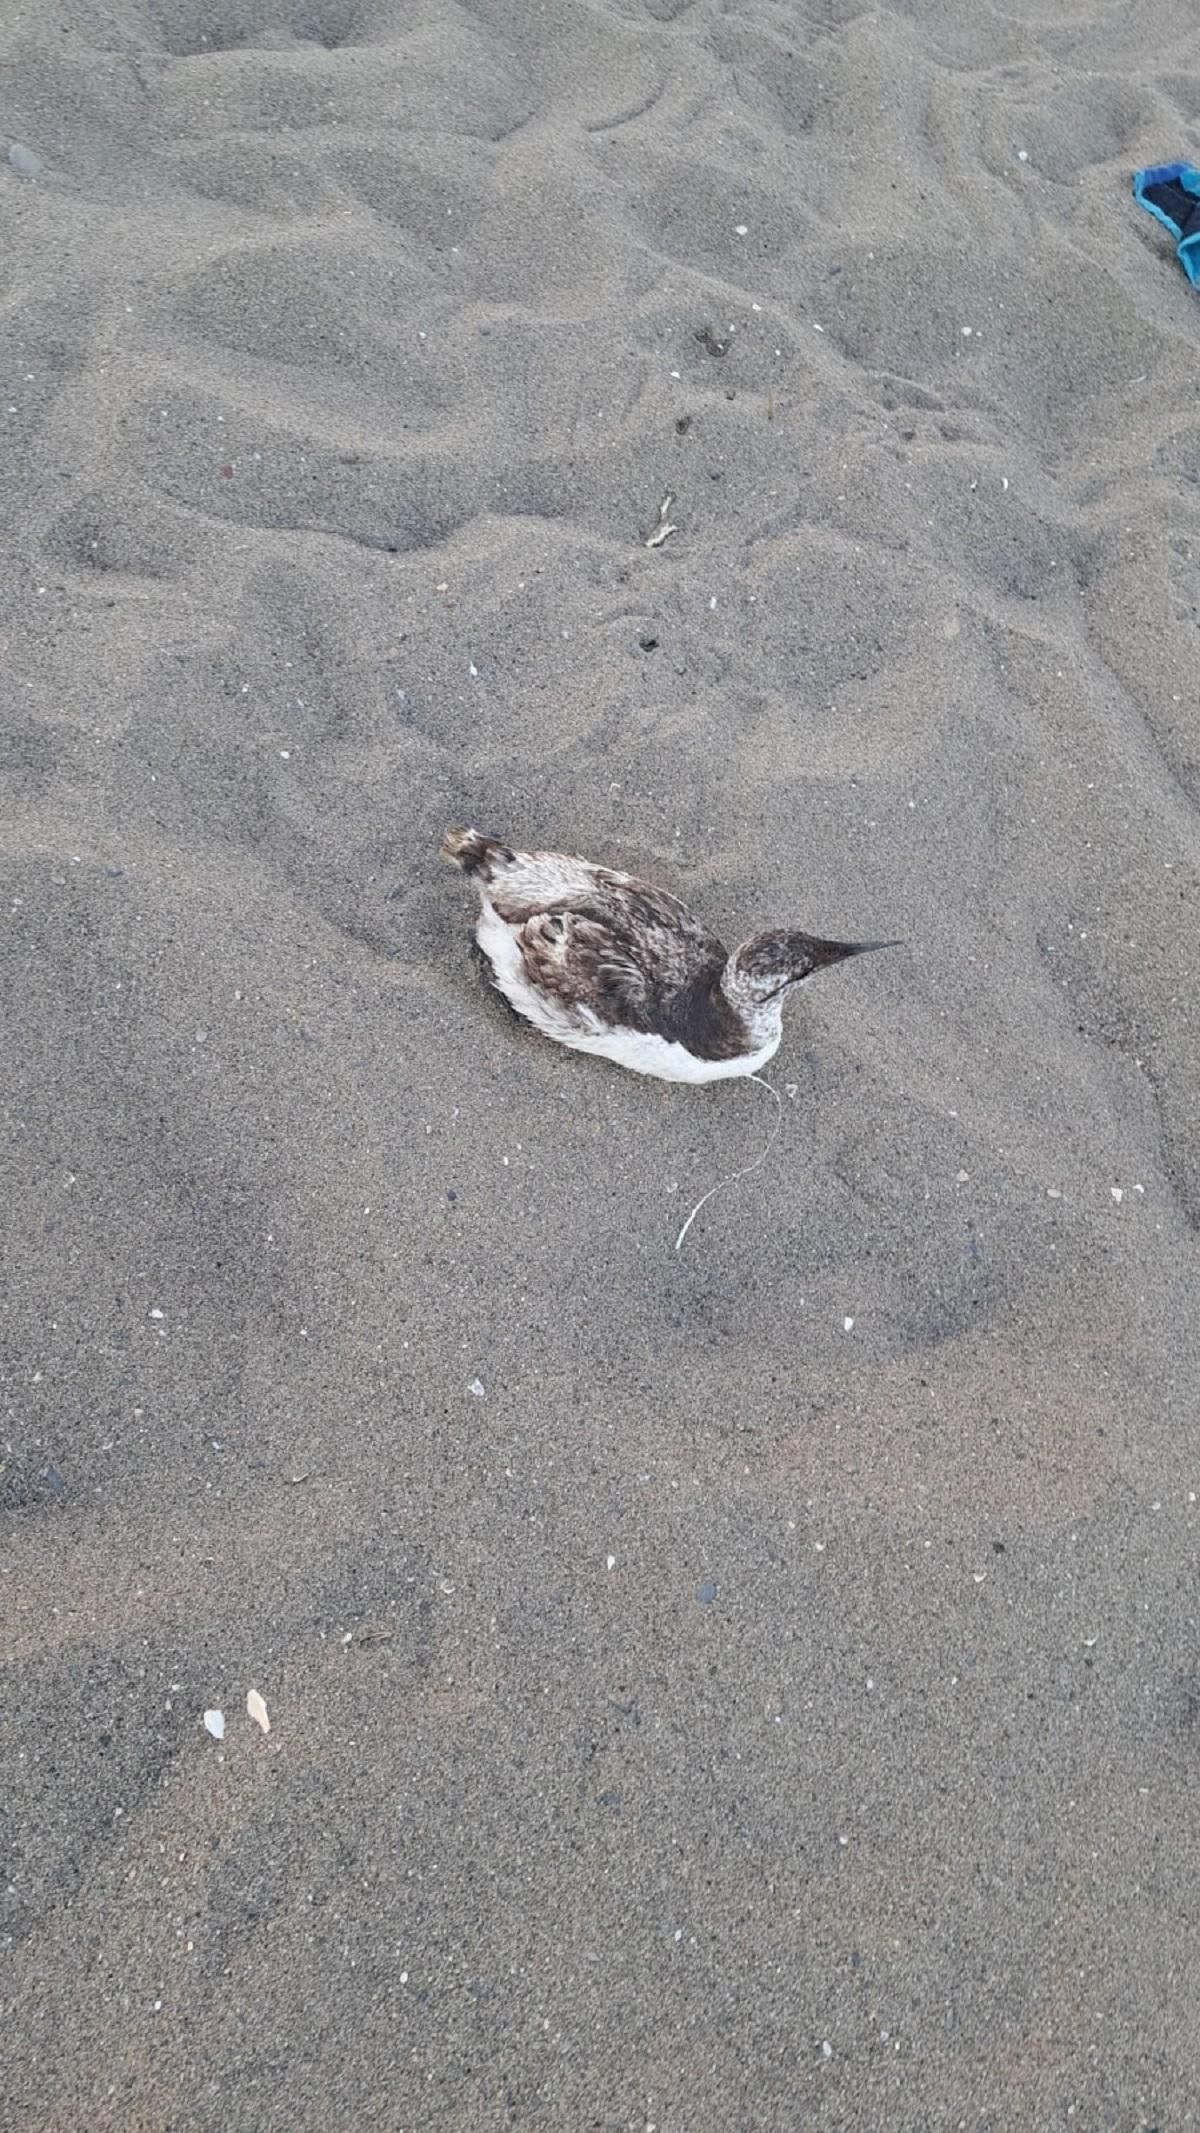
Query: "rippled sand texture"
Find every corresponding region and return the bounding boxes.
[3,0,1200,2126]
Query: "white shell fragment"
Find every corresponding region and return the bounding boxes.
[203,1708,225,1740]
[246,1689,270,1735]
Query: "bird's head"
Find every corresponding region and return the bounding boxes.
[724,928,902,1010]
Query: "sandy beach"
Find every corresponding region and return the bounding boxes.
[3,1,1200,2126]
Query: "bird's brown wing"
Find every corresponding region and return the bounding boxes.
[517,910,660,1032]
[517,907,744,1059]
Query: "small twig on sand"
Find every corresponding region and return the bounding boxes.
[645,494,678,548]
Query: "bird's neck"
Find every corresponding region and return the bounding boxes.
[719,964,785,1050]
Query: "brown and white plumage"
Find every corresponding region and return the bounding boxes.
[441,826,898,1084]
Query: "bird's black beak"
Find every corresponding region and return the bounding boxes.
[803,934,904,971]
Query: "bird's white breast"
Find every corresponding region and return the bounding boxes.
[572,1021,781,1083]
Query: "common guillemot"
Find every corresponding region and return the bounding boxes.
[441,827,897,1084]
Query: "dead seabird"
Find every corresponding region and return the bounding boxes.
[441,827,898,1085]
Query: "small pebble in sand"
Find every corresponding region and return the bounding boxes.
[695,324,731,358]
[246,1689,270,1735]
[203,1709,225,1740]
[734,223,748,236]
[8,143,43,178]
[467,1377,485,1397]
[697,1579,718,1606]
[606,1554,616,1571]
[1111,1187,1124,1203]
[843,1316,855,1332]
[1017,149,1029,163]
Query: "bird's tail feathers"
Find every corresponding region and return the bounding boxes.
[439,826,515,878]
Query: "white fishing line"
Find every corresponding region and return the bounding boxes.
[674,1075,783,1252]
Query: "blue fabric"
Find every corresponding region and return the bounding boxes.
[1133,161,1200,285]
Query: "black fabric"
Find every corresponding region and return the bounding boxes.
[1142,177,1200,241]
